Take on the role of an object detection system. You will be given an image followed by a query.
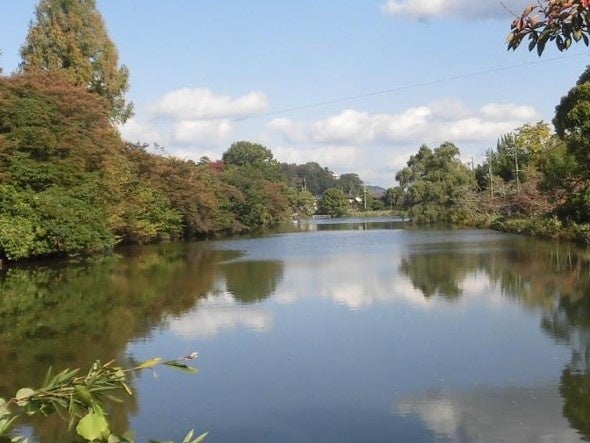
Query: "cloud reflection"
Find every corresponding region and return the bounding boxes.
[395,386,580,442]
[274,255,432,310]
[168,291,273,338]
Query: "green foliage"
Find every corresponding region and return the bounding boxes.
[288,189,316,218]
[0,358,203,442]
[20,0,132,123]
[507,1,590,55]
[318,188,349,217]
[336,173,364,197]
[394,142,477,223]
[0,183,115,261]
[222,141,275,169]
[280,162,337,196]
[117,182,183,243]
[221,164,292,230]
[554,66,590,169]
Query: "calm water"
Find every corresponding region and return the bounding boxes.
[2,218,590,442]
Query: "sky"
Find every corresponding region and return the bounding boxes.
[1,1,589,187]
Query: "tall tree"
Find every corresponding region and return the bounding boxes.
[19,0,132,123]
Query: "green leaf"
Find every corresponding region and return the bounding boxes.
[121,431,135,442]
[0,398,8,416]
[75,385,94,407]
[107,434,122,443]
[15,388,35,407]
[192,432,208,443]
[162,361,198,374]
[76,412,109,441]
[0,416,18,436]
[135,358,162,370]
[182,430,194,443]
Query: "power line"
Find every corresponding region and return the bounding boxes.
[233,51,588,122]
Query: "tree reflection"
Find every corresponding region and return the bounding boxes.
[398,251,480,299]
[0,243,236,442]
[221,260,283,304]
[398,237,590,440]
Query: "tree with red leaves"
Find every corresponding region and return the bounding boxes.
[507,0,590,55]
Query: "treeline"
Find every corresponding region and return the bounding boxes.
[0,0,382,262]
[386,64,590,242]
[0,72,389,261]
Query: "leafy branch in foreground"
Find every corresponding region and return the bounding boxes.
[0,354,206,442]
[506,0,590,55]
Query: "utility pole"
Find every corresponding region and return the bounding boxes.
[486,149,493,198]
[363,184,367,211]
[513,149,521,194]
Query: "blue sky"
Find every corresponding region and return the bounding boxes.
[1,1,588,186]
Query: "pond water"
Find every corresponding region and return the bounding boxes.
[2,218,590,442]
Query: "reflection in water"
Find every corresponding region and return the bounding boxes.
[222,260,283,304]
[6,220,590,441]
[168,292,273,339]
[0,243,282,442]
[273,254,427,310]
[396,236,590,441]
[396,386,579,442]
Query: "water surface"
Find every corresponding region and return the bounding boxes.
[1,218,590,442]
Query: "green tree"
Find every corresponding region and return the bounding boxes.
[20,0,132,123]
[279,161,337,196]
[547,66,590,222]
[222,141,275,168]
[554,65,590,169]
[395,142,477,223]
[318,188,349,217]
[336,173,364,197]
[507,0,590,55]
[0,73,120,260]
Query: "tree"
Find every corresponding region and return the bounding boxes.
[546,65,590,221]
[222,141,275,167]
[507,0,590,55]
[394,142,477,223]
[20,0,132,123]
[318,188,349,217]
[279,162,339,197]
[554,65,590,168]
[337,173,364,197]
[0,72,121,259]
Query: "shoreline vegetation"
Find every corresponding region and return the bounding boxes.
[2,0,590,262]
[2,63,590,263]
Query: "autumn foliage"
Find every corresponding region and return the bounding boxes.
[507,0,590,54]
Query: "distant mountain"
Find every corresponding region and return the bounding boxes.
[367,185,386,198]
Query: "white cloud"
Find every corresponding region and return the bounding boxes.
[273,145,361,171]
[267,101,540,147]
[381,0,530,20]
[150,88,268,120]
[172,119,232,146]
[262,99,541,186]
[480,103,538,122]
[119,118,165,145]
[120,87,270,151]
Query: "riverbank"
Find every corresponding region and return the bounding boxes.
[488,215,590,244]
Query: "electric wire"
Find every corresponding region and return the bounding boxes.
[232,51,588,122]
